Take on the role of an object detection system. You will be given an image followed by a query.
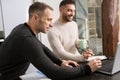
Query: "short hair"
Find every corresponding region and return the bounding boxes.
[28,2,53,19]
[59,0,75,8]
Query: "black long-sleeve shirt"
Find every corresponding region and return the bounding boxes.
[0,23,91,80]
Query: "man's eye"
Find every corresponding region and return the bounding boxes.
[48,18,52,21]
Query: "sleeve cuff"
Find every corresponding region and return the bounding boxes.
[84,64,91,75]
[57,59,62,66]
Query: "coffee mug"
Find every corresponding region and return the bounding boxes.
[76,39,89,50]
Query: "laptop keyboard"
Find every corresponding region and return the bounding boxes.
[98,57,114,72]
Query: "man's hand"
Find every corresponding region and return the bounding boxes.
[83,49,94,59]
[88,58,102,72]
[61,60,79,68]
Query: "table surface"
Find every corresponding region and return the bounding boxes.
[73,71,120,80]
[21,71,120,80]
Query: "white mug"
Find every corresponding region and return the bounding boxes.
[76,39,89,50]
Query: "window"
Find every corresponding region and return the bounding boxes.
[75,0,103,55]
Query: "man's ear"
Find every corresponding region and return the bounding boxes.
[59,7,63,12]
[32,14,40,23]
[34,14,39,21]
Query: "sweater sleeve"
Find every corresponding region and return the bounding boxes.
[47,28,84,62]
[41,43,62,66]
[20,36,91,80]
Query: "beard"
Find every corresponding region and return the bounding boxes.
[62,14,73,22]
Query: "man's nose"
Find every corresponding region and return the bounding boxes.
[49,23,53,28]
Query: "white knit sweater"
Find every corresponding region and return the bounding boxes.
[47,20,85,62]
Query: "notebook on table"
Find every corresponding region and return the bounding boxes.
[86,55,107,61]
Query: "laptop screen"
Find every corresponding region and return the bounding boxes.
[112,42,120,74]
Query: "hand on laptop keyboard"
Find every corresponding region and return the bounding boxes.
[88,58,102,72]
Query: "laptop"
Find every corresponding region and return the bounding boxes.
[96,42,120,75]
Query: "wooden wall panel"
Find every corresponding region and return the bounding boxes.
[102,0,119,57]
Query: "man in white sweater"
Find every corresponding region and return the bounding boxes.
[47,0,94,62]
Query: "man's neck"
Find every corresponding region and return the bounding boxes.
[27,21,38,36]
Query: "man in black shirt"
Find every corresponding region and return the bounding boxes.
[0,1,102,80]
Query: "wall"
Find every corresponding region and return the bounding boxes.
[1,0,33,37]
